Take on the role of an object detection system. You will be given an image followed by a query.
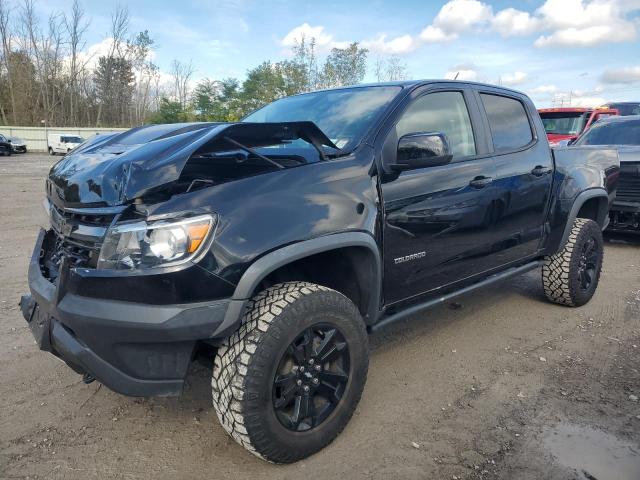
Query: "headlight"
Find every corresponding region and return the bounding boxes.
[97,214,216,270]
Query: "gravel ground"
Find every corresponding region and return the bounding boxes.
[1,153,639,479]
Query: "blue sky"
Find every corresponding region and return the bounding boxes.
[37,0,640,107]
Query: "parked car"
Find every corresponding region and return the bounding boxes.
[20,81,619,463]
[600,102,640,116]
[0,134,12,156]
[572,115,640,232]
[8,136,27,153]
[538,107,618,145]
[47,133,84,155]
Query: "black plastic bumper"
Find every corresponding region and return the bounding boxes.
[21,229,236,397]
[608,202,640,233]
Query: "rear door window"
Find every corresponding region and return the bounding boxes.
[480,93,533,153]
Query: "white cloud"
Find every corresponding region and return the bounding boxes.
[444,67,478,81]
[362,34,415,54]
[492,0,638,46]
[529,84,559,94]
[556,93,607,107]
[419,25,458,43]
[534,23,636,47]
[280,0,639,60]
[432,0,493,33]
[280,23,348,50]
[601,65,640,83]
[501,71,528,86]
[492,8,541,36]
[419,0,492,43]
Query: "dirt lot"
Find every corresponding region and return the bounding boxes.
[1,153,639,479]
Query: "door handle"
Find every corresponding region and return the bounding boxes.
[531,165,552,176]
[469,176,493,188]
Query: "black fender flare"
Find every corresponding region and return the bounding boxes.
[212,232,382,338]
[559,188,609,247]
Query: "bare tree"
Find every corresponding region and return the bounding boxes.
[64,0,89,125]
[0,0,15,124]
[374,55,409,82]
[95,4,129,126]
[171,59,194,109]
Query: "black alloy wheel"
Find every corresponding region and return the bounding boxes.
[272,324,350,432]
[577,235,599,291]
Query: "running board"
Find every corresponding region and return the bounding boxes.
[370,260,544,333]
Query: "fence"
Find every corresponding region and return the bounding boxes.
[0,126,129,152]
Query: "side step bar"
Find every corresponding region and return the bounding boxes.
[370,260,544,333]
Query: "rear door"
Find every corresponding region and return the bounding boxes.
[475,89,553,264]
[380,86,506,305]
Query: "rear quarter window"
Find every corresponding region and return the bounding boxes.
[480,93,533,153]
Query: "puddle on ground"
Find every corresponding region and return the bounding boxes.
[543,423,640,480]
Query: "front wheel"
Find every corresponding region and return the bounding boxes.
[542,218,604,307]
[212,282,369,463]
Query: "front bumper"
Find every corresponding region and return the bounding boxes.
[21,229,240,397]
[608,201,640,233]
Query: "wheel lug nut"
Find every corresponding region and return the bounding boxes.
[296,379,302,386]
[314,364,321,371]
[303,385,310,392]
[309,359,314,365]
[299,366,305,373]
[312,378,319,385]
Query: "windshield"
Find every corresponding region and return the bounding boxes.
[575,119,640,146]
[243,86,402,150]
[540,112,588,135]
[62,136,84,143]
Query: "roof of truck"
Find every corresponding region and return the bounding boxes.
[538,107,595,113]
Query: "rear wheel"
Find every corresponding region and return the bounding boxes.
[542,218,603,307]
[212,282,369,463]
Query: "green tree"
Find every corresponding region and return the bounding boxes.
[240,60,308,115]
[319,42,368,88]
[94,56,135,126]
[192,78,220,120]
[149,97,191,123]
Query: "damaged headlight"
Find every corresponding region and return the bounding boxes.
[97,214,216,270]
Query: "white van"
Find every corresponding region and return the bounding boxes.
[47,134,85,155]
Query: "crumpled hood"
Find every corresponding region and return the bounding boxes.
[47,121,336,208]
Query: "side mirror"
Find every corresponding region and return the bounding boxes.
[390,132,453,172]
[567,139,575,146]
[7,139,11,143]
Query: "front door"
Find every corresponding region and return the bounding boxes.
[380,89,503,305]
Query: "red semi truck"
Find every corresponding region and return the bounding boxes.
[538,107,618,146]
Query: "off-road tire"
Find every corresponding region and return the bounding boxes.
[542,218,603,307]
[212,282,369,463]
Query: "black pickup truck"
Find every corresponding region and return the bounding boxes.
[20,81,619,463]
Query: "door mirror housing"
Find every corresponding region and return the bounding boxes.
[390,132,453,172]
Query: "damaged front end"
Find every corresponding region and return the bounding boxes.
[21,121,339,396]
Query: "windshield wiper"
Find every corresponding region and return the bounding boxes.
[222,136,285,169]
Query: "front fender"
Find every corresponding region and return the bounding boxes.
[211,232,382,338]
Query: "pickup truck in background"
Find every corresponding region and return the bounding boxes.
[600,102,640,116]
[20,81,619,463]
[539,107,619,146]
[572,115,640,232]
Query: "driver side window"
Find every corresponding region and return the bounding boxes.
[396,91,476,159]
